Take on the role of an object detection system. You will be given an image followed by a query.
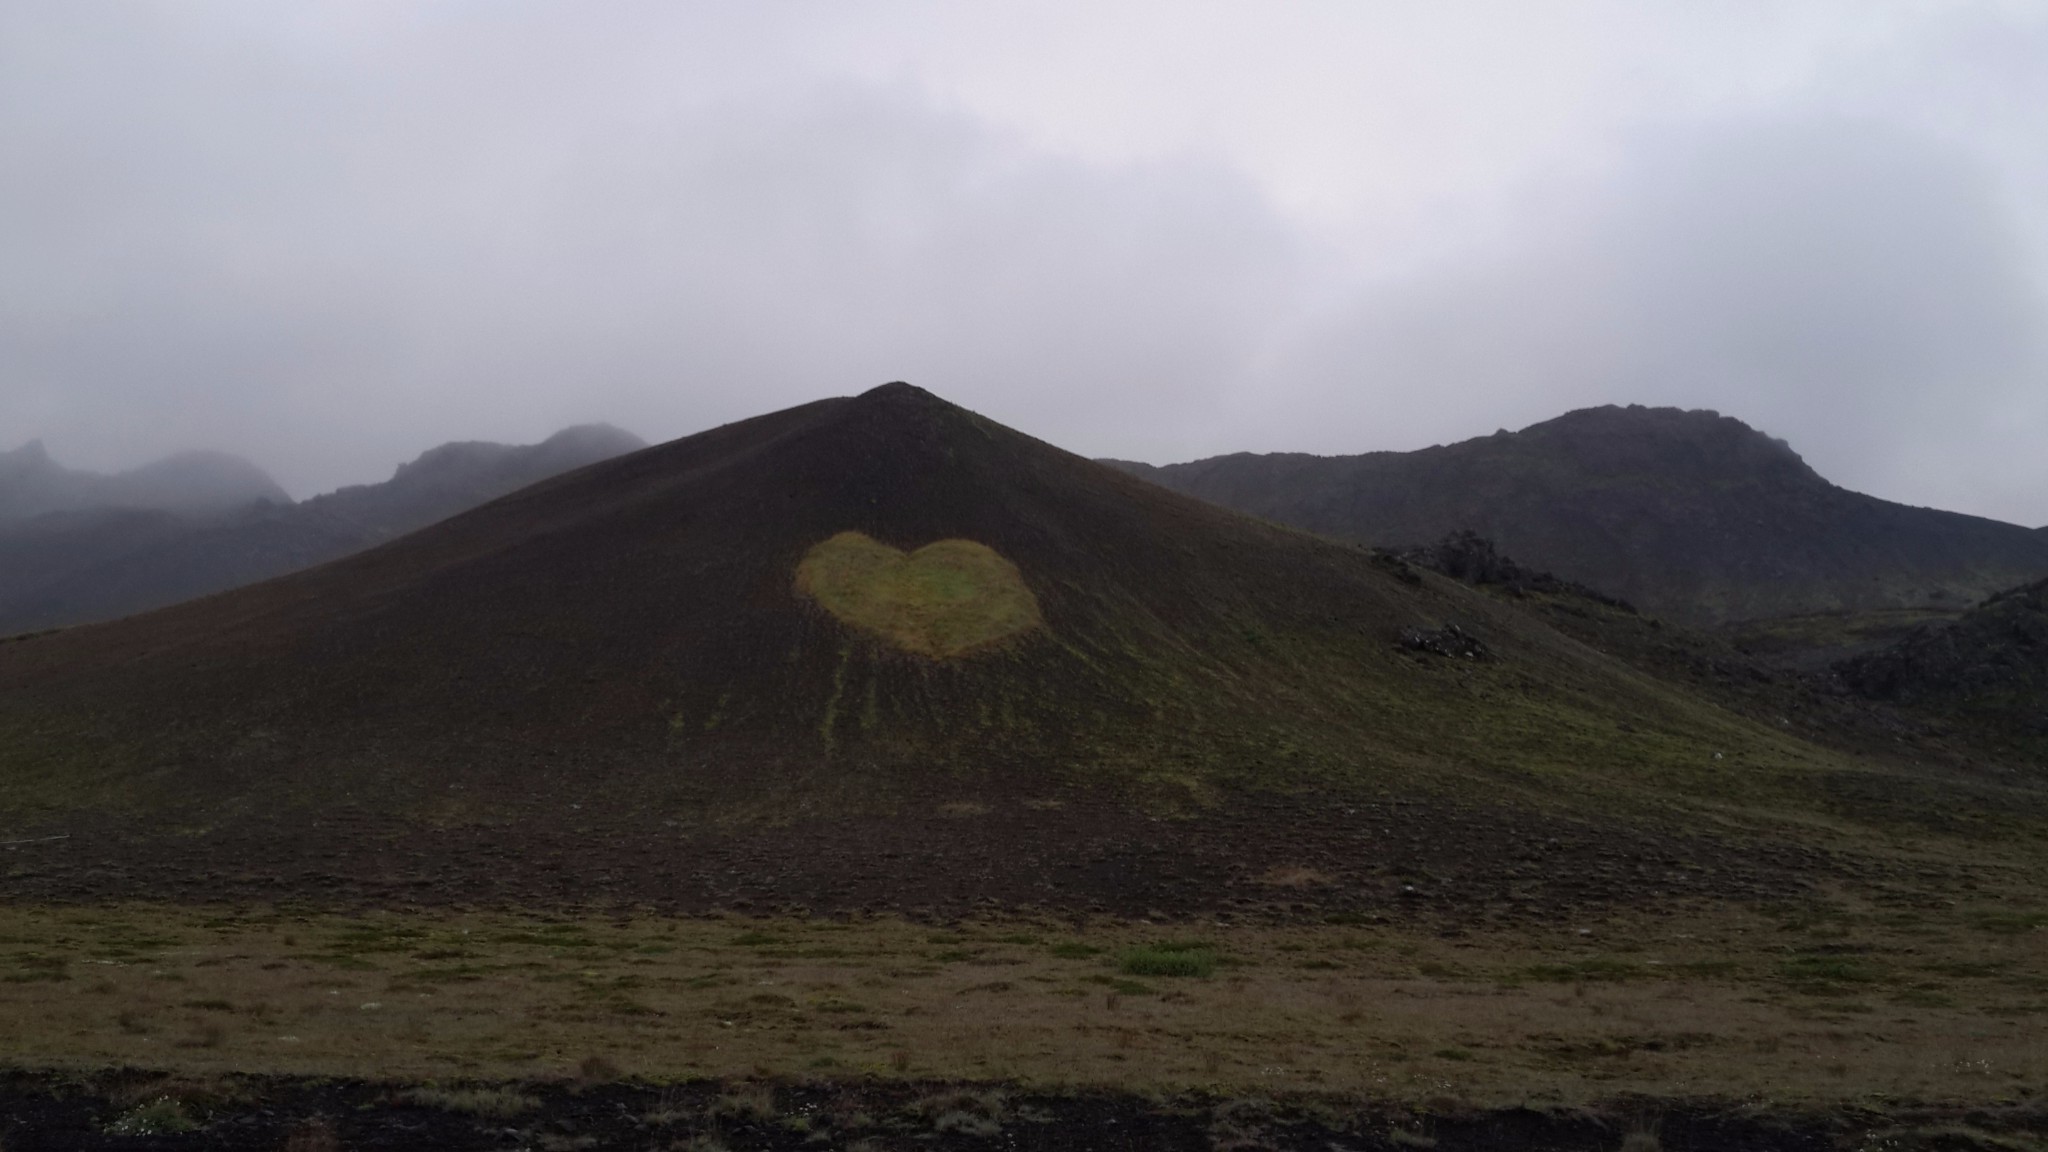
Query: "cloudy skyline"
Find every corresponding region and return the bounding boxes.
[4,2,2046,524]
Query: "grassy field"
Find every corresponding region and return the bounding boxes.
[3,893,2042,1109]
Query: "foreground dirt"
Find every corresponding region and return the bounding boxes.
[2,1069,2046,1152]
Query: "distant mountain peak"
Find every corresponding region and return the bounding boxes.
[0,423,646,634]
[0,441,287,522]
[539,423,645,453]
[1110,403,2048,625]
[2,439,51,466]
[1509,404,1818,483]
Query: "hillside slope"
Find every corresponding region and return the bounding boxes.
[1108,406,2048,626]
[0,384,2032,918]
[1839,574,2048,760]
[0,425,643,634]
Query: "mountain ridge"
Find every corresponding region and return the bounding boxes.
[1106,404,2048,625]
[0,423,643,635]
[0,440,289,521]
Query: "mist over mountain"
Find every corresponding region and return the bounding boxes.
[301,423,647,538]
[0,424,643,635]
[0,440,288,521]
[1108,405,2048,627]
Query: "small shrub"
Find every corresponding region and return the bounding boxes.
[1620,1128,1662,1152]
[644,1085,693,1125]
[107,1097,197,1136]
[1120,941,1217,978]
[912,1088,1008,1133]
[399,1085,538,1119]
[711,1084,777,1123]
[933,1110,1002,1137]
[1210,1097,1281,1151]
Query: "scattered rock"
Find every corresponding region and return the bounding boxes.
[1399,623,1490,660]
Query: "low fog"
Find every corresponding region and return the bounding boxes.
[4,2,2045,524]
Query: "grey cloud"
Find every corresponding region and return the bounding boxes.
[0,18,1302,494]
[3,4,2046,527]
[1272,117,2048,524]
[1605,120,2048,525]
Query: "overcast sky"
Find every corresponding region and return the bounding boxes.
[4,3,2046,524]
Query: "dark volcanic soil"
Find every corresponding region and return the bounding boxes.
[3,786,1841,924]
[5,1070,2042,1152]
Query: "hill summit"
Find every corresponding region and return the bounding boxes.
[1109,405,2048,625]
[0,384,1989,917]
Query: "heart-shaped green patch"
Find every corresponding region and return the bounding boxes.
[796,531,1042,657]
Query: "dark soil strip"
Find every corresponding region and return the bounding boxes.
[2,789,1836,926]
[2,1070,2042,1152]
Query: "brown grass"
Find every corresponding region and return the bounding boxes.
[0,898,2043,1107]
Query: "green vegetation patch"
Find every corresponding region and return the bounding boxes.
[795,531,1042,658]
[1780,954,1883,991]
[1522,957,1644,983]
[1119,941,1218,978]
[399,1085,539,1118]
[2,951,69,983]
[106,1097,198,1136]
[1969,910,2048,936]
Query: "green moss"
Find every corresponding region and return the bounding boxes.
[1970,911,2048,936]
[796,531,1042,657]
[820,644,850,754]
[1522,957,1642,983]
[1780,955,1883,989]
[1119,941,1218,978]
[399,1085,538,1118]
